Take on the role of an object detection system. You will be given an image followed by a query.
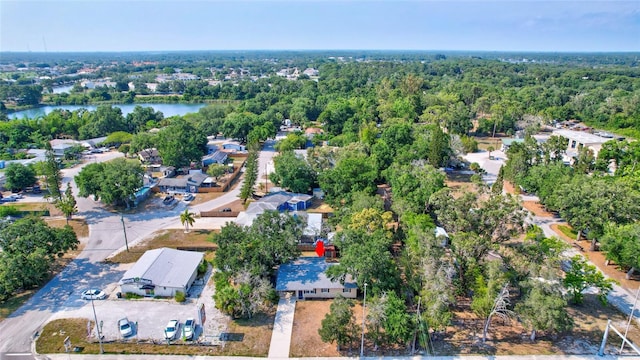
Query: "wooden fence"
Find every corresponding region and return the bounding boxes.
[200,211,240,217]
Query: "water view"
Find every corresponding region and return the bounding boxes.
[9,103,207,119]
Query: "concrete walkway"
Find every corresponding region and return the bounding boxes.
[268,295,296,358]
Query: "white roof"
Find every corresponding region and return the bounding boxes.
[303,213,323,237]
[435,226,449,238]
[553,129,611,145]
[119,248,203,288]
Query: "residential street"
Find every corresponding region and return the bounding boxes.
[0,141,276,359]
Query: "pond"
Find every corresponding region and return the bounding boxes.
[9,103,207,119]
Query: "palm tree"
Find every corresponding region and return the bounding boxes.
[180,209,195,233]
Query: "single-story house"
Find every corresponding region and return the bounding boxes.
[80,136,107,149]
[500,138,525,152]
[49,139,78,157]
[552,129,616,159]
[157,171,210,193]
[235,191,314,227]
[206,139,220,154]
[222,142,246,152]
[138,148,162,164]
[119,248,203,297]
[276,257,357,300]
[202,150,228,167]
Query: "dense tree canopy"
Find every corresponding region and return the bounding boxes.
[75,158,143,207]
[156,118,207,168]
[0,217,78,300]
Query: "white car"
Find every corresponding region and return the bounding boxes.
[164,319,179,340]
[118,317,133,338]
[81,289,107,300]
[183,318,195,340]
[183,193,194,202]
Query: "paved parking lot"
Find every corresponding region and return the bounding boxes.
[49,270,228,344]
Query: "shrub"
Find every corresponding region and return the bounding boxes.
[125,292,143,299]
[175,290,186,303]
[0,205,20,217]
[197,259,208,275]
[461,135,479,153]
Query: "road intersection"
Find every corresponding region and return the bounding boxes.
[0,141,277,359]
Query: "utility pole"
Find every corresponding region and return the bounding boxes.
[90,297,104,354]
[360,283,367,357]
[121,213,129,252]
[620,286,640,354]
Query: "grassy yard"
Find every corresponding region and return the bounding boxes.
[557,224,579,240]
[0,290,37,321]
[106,229,217,263]
[10,201,62,216]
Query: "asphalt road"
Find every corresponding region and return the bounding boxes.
[0,141,277,357]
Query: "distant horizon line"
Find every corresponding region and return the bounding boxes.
[1,49,639,54]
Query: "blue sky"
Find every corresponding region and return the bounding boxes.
[1,1,638,52]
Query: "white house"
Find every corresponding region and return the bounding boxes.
[552,129,615,159]
[275,257,357,300]
[119,248,203,297]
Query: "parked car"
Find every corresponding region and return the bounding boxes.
[183,193,194,202]
[164,320,179,340]
[6,194,22,201]
[118,317,133,337]
[2,196,17,202]
[162,195,175,205]
[81,289,108,300]
[183,318,195,340]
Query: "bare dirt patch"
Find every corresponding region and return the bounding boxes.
[475,136,504,151]
[205,198,245,213]
[504,181,517,195]
[549,224,640,294]
[290,299,365,357]
[445,172,474,195]
[433,295,640,356]
[522,201,555,217]
[290,295,639,357]
[45,218,90,238]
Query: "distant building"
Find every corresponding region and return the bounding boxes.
[201,151,228,167]
[303,68,319,77]
[138,148,162,165]
[235,191,314,227]
[552,129,617,159]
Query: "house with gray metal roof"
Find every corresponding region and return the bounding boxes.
[275,257,357,300]
[157,171,211,194]
[235,191,314,227]
[202,150,228,167]
[118,247,203,297]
